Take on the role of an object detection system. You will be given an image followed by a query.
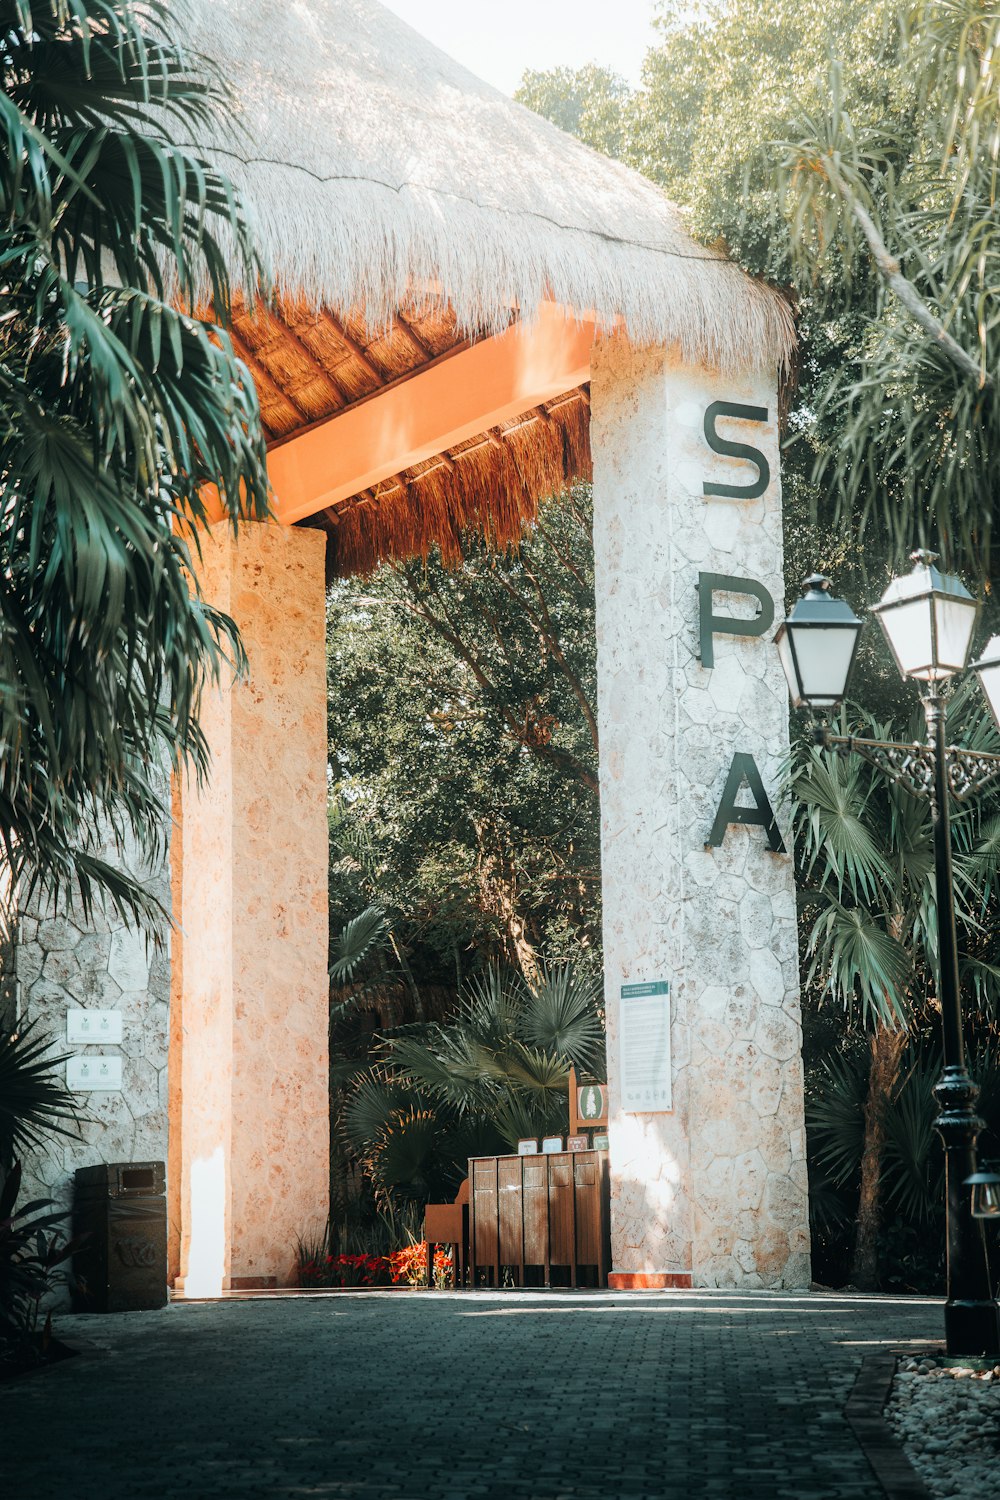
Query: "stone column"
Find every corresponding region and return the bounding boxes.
[591,337,810,1290]
[172,522,329,1292]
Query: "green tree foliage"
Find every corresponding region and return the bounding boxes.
[516,65,634,160]
[777,2,1000,572]
[791,688,1000,1286]
[0,0,269,925]
[327,486,601,999]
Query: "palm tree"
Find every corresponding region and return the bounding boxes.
[791,690,1000,1289]
[344,963,605,1206]
[0,0,269,926]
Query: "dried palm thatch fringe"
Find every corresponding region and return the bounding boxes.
[179,0,796,375]
[326,393,591,577]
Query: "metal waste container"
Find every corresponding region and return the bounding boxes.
[73,1161,167,1312]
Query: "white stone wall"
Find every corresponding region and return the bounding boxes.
[591,336,810,1289]
[16,818,171,1217]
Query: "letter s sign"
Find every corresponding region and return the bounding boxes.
[703,401,770,500]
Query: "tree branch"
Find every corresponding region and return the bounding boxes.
[398,571,599,794]
[824,157,991,389]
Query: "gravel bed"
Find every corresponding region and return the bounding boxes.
[885,1355,1000,1497]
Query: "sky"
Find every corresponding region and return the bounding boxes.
[379,1,661,95]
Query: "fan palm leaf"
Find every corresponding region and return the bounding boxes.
[329,906,389,986]
[342,1070,419,1156]
[518,962,604,1071]
[807,901,913,1028]
[0,0,269,928]
[883,1048,942,1223]
[0,1021,80,1166]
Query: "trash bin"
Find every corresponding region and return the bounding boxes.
[73,1162,167,1312]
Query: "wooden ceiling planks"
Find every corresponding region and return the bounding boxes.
[228,294,592,576]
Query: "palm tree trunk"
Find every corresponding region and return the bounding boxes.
[851,1021,908,1290]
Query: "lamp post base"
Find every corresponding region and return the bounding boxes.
[944,1298,1000,1359]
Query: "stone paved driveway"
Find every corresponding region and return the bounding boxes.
[4,1289,940,1499]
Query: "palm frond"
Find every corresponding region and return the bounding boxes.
[806,1051,867,1186]
[330,905,388,985]
[518,962,604,1071]
[0,1020,81,1165]
[806,900,913,1028]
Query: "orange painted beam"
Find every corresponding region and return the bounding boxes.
[266,304,595,525]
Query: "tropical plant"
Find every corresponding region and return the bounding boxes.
[0,0,269,928]
[341,963,605,1209]
[0,1021,79,1172]
[0,1161,80,1367]
[790,687,1000,1288]
[806,1036,1000,1291]
[775,0,1000,575]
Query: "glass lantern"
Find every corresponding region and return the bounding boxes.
[775,574,864,709]
[966,1164,1000,1221]
[971,635,1000,735]
[872,550,979,682]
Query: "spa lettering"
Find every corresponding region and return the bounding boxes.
[698,404,784,854]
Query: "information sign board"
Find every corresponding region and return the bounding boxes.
[620,980,671,1113]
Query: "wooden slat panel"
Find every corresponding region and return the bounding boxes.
[548,1155,575,1266]
[574,1155,601,1266]
[498,1157,523,1269]
[473,1159,498,1270]
[522,1158,548,1267]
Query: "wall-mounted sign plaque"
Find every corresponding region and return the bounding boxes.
[592,1133,610,1152]
[566,1134,589,1152]
[620,981,671,1113]
[517,1139,538,1155]
[66,1055,123,1092]
[66,1008,122,1044]
[541,1136,563,1154]
[577,1083,608,1124]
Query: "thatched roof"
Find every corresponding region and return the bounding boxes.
[183,0,794,373]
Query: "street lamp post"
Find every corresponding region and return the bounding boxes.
[776,552,1000,1358]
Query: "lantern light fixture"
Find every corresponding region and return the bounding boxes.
[971,635,1000,736]
[966,1163,1000,1222]
[775,573,864,710]
[871,550,980,683]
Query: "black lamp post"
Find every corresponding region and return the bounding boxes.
[777,551,1000,1359]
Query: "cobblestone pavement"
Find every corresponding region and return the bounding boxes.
[4,1289,940,1499]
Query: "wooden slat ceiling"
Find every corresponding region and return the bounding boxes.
[231,293,592,576]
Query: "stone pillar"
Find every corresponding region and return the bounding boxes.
[15,811,172,1218]
[172,522,329,1292]
[591,337,810,1290]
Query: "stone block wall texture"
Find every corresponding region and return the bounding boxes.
[173,521,329,1292]
[16,812,172,1218]
[590,336,810,1289]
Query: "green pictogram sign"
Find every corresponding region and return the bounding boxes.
[577,1084,607,1121]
